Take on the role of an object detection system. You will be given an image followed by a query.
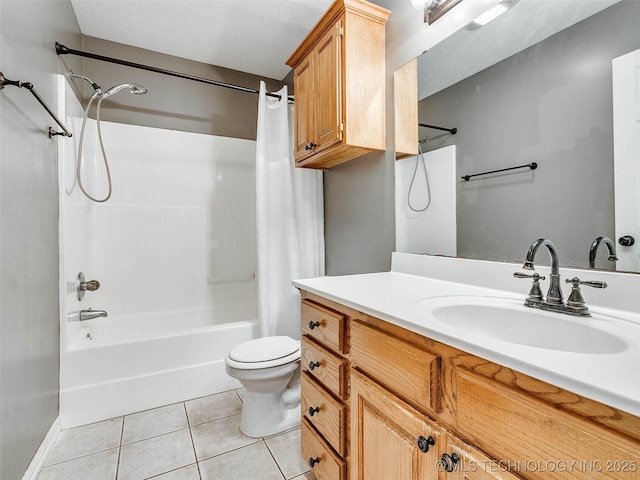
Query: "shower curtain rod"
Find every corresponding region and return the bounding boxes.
[55,43,294,103]
[419,122,457,135]
[0,71,73,138]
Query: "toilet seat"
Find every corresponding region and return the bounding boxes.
[227,336,301,370]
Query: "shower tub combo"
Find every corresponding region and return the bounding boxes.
[58,76,259,428]
[61,310,257,428]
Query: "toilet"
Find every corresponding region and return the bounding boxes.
[225,336,301,437]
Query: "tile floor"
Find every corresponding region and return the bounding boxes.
[37,389,317,480]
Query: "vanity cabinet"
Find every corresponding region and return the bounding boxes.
[350,369,442,479]
[300,297,354,480]
[285,0,389,169]
[298,290,640,480]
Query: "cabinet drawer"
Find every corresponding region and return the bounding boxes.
[301,300,347,353]
[351,320,441,413]
[457,369,640,480]
[302,418,346,480]
[302,336,348,399]
[302,372,347,456]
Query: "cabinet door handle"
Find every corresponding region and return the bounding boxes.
[417,435,435,453]
[305,142,318,151]
[309,457,321,468]
[308,406,320,416]
[308,320,320,330]
[437,453,460,472]
[309,360,321,370]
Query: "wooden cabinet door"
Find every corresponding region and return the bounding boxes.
[294,55,314,162]
[443,434,524,480]
[313,19,343,154]
[350,370,441,480]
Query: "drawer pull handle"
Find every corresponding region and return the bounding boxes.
[437,453,459,473]
[417,435,435,453]
[305,142,318,151]
[308,406,320,416]
[309,457,321,468]
[308,320,320,330]
[309,360,321,370]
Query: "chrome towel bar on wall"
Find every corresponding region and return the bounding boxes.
[0,71,72,138]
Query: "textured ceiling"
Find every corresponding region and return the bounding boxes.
[70,0,333,81]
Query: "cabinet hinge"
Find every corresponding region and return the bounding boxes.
[339,26,344,37]
[340,122,344,133]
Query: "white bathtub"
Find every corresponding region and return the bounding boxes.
[60,309,258,428]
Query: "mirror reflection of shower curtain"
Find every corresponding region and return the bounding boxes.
[256,82,324,339]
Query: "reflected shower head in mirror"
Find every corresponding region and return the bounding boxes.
[101,83,148,98]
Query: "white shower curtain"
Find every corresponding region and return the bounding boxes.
[256,81,325,339]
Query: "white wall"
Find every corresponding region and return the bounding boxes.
[395,145,457,256]
[59,81,258,350]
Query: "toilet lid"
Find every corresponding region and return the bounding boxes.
[228,336,300,367]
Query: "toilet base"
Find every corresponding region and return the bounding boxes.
[239,385,301,438]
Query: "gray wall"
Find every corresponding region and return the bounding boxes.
[0,2,82,479]
[324,149,395,275]
[419,1,640,268]
[321,0,480,276]
[79,36,284,139]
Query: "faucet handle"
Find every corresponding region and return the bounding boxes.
[82,279,101,291]
[564,277,607,289]
[513,272,546,281]
[564,277,606,314]
[513,272,545,302]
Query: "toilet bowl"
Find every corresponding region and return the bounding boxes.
[225,336,301,437]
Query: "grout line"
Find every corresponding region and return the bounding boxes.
[263,439,287,480]
[119,426,193,447]
[235,388,244,404]
[39,447,120,469]
[143,463,200,479]
[114,416,125,479]
[186,411,244,429]
[195,440,263,464]
[184,402,204,480]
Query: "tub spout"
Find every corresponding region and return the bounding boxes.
[79,308,108,321]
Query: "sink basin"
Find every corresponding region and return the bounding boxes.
[415,296,627,354]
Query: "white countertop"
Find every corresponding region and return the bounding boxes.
[293,253,640,417]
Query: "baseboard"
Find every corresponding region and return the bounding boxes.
[21,416,61,480]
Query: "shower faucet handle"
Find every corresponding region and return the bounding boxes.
[83,279,101,291]
[76,272,101,301]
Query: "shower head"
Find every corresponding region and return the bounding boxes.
[69,71,102,93]
[101,83,148,99]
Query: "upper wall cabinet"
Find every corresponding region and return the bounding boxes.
[286,0,389,169]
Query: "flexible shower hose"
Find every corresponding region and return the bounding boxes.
[407,143,432,212]
[77,92,113,203]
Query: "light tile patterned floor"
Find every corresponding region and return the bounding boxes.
[38,389,317,480]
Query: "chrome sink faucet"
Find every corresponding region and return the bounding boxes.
[523,238,563,304]
[514,238,607,317]
[588,236,617,268]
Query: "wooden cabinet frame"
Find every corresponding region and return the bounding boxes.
[286,0,389,169]
[299,291,640,480]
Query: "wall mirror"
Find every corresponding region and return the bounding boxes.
[395,0,640,273]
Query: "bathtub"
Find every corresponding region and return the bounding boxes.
[60,309,258,428]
